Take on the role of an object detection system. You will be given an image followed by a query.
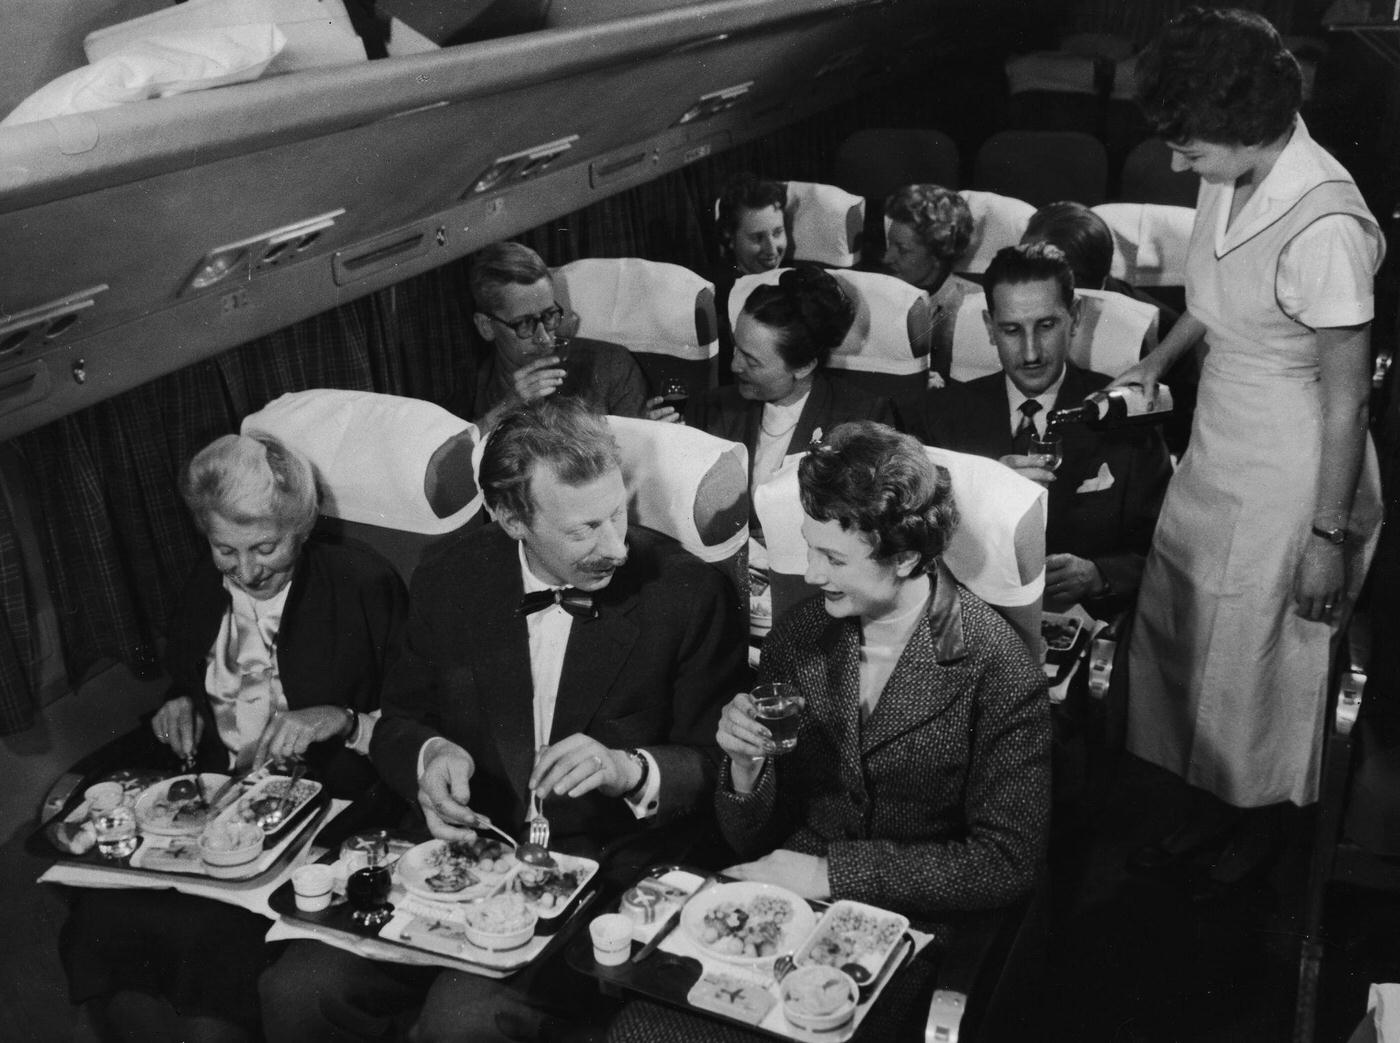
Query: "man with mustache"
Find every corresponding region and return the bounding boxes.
[261,398,744,1042]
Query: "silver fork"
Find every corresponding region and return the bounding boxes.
[527,746,550,849]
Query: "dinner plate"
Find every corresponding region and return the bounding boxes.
[218,774,323,843]
[679,880,817,967]
[395,837,517,902]
[511,851,598,920]
[793,899,910,984]
[132,774,229,837]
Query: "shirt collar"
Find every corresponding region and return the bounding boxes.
[1004,367,1066,431]
[518,541,560,594]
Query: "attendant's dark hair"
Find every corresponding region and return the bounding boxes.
[1022,201,1114,290]
[1135,7,1300,146]
[883,184,973,265]
[741,265,856,371]
[716,173,788,240]
[983,243,1076,313]
[799,422,957,577]
[479,399,621,526]
[467,242,552,315]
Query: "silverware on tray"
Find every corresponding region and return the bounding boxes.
[630,873,721,964]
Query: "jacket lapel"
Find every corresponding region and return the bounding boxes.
[791,373,834,452]
[548,570,640,744]
[860,561,970,757]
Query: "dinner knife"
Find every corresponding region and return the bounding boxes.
[630,873,721,964]
[202,761,262,812]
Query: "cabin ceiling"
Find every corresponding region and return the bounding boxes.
[0,0,972,441]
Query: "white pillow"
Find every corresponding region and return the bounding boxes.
[2,25,286,127]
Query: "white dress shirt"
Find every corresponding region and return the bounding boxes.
[1004,368,1067,440]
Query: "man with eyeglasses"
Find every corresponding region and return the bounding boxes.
[447,241,648,428]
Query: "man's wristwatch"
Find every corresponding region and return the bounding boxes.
[622,748,649,800]
[340,706,360,745]
[1311,524,1348,546]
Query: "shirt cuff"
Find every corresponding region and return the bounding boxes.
[416,736,471,782]
[622,748,661,819]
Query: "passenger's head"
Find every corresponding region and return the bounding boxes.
[982,243,1080,398]
[716,173,788,275]
[480,398,627,591]
[1022,201,1114,291]
[732,266,856,406]
[180,434,317,600]
[882,185,973,292]
[798,421,958,622]
[468,242,566,370]
[1136,7,1300,180]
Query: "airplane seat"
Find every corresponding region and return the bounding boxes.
[241,389,482,585]
[550,257,718,397]
[954,189,1036,276]
[1004,51,1104,136]
[785,179,866,269]
[1091,202,1194,289]
[1058,32,1136,62]
[1103,53,1154,187]
[754,446,1046,654]
[604,416,749,623]
[949,288,1156,385]
[1120,138,1200,208]
[730,268,933,401]
[973,130,1109,208]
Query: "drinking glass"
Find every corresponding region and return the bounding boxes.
[347,840,394,929]
[1029,432,1063,472]
[751,682,801,755]
[91,804,139,859]
[659,377,690,422]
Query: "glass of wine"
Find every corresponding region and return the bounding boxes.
[1029,432,1063,472]
[660,376,690,423]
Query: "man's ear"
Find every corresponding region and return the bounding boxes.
[981,307,995,342]
[473,312,497,342]
[497,507,530,542]
[1068,295,1082,336]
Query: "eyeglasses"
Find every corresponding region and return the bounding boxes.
[481,303,565,341]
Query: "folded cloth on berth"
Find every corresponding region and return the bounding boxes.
[3,25,285,127]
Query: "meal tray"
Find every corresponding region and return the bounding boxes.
[566,869,917,1043]
[268,840,601,976]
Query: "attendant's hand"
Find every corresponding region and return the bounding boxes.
[1044,553,1106,612]
[717,692,773,794]
[531,733,637,800]
[1108,357,1167,404]
[510,356,567,405]
[726,849,830,901]
[998,453,1057,487]
[419,740,483,841]
[644,396,681,423]
[1295,539,1345,622]
[252,706,349,766]
[152,696,203,762]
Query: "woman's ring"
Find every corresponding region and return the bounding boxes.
[591,755,603,771]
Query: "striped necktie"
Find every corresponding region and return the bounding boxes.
[1012,400,1042,455]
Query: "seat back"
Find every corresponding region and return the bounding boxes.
[241,390,482,584]
[832,127,961,199]
[753,447,1046,650]
[550,257,718,396]
[730,268,932,399]
[785,180,865,268]
[1058,32,1135,62]
[1092,202,1195,287]
[1004,52,1103,135]
[949,288,1156,383]
[1120,138,1199,207]
[605,416,749,619]
[955,189,1036,274]
[973,130,1108,208]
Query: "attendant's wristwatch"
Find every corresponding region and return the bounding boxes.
[1311,524,1348,546]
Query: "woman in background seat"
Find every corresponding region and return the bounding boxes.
[712,173,790,382]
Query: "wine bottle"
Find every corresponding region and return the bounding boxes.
[1047,384,1174,430]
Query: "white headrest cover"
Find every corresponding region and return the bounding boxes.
[551,258,716,362]
[242,390,481,535]
[956,190,1036,273]
[1091,203,1195,286]
[754,447,1046,607]
[786,180,865,268]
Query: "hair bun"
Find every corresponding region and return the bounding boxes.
[778,266,855,349]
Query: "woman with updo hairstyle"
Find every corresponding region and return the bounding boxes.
[687,265,898,499]
[883,184,978,375]
[1116,8,1385,900]
[60,434,407,1043]
[605,421,1050,1042]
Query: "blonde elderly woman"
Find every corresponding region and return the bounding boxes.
[61,434,406,1043]
[883,184,976,378]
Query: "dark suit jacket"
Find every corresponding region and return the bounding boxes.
[164,536,408,798]
[371,524,745,858]
[911,363,1171,614]
[717,561,1050,925]
[444,336,648,423]
[686,371,899,465]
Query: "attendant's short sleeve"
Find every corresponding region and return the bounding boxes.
[1277,214,1382,329]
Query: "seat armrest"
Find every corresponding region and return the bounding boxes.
[1335,670,1366,736]
[925,909,1005,1043]
[925,989,968,1042]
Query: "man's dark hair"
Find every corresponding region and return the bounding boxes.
[1023,201,1114,291]
[479,398,621,526]
[1135,6,1301,146]
[467,242,552,316]
[983,243,1076,314]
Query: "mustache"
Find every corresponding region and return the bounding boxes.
[580,554,627,572]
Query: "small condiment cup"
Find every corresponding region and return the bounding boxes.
[84,781,125,814]
[589,913,634,966]
[292,864,336,912]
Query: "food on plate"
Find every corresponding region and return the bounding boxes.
[801,903,905,972]
[231,777,320,829]
[698,893,796,959]
[686,970,776,1025]
[1042,615,1081,652]
[138,778,215,833]
[515,866,581,911]
[781,965,857,1029]
[465,892,535,934]
[166,778,199,802]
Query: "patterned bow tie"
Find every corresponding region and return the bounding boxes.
[518,587,597,620]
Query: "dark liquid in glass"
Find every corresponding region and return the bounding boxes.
[662,393,689,416]
[348,866,393,927]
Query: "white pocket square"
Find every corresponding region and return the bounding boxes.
[1076,463,1115,494]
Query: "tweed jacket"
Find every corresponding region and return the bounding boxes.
[446,336,649,423]
[717,560,1050,921]
[371,523,745,858]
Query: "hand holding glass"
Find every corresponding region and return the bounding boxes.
[659,377,689,422]
[1029,432,1063,472]
[751,682,801,755]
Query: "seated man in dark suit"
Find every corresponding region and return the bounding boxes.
[260,398,745,1043]
[445,241,648,428]
[914,243,1171,617]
